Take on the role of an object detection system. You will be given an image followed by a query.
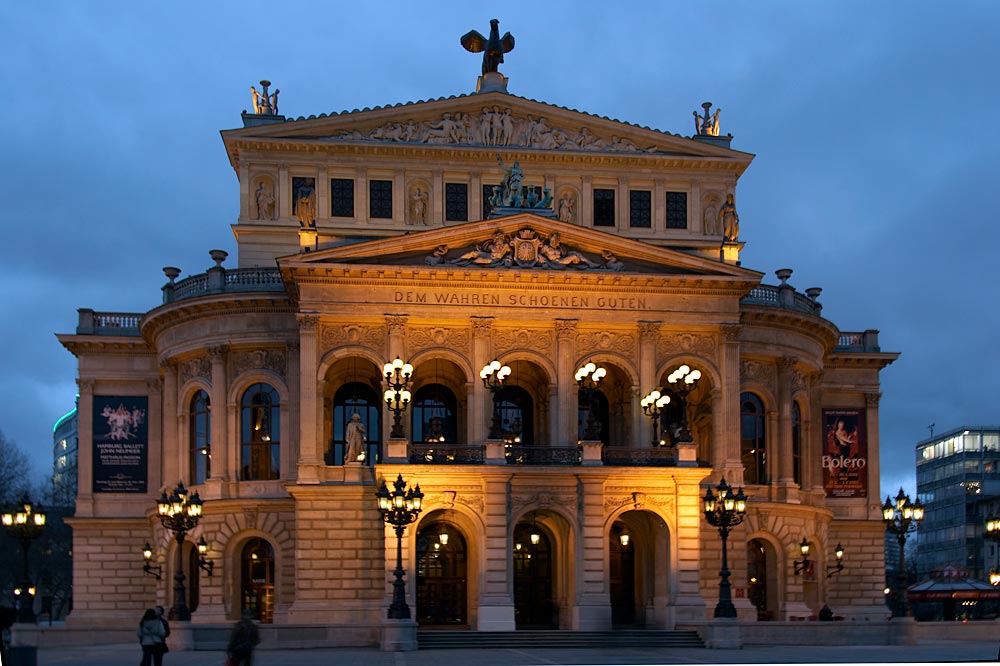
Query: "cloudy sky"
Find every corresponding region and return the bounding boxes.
[4,2,998,499]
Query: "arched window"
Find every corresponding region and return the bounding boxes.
[792,401,802,486]
[189,390,211,485]
[740,392,767,484]
[412,384,458,444]
[241,383,280,480]
[416,523,467,626]
[495,385,534,445]
[330,382,381,466]
[241,538,275,623]
[577,388,609,444]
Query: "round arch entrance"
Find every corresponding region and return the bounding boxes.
[415,522,468,626]
[513,521,556,628]
[747,538,778,621]
[608,510,671,628]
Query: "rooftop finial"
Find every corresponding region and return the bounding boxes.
[694,102,721,137]
[462,19,515,93]
[250,79,280,116]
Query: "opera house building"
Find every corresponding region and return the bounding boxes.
[58,35,897,649]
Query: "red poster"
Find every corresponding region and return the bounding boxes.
[822,409,868,498]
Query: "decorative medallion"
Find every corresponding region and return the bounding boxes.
[657,332,716,360]
[494,327,554,355]
[320,324,389,354]
[408,327,471,355]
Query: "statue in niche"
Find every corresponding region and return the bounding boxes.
[460,18,515,75]
[344,412,366,464]
[703,197,720,235]
[694,102,721,137]
[295,184,316,229]
[254,181,275,220]
[557,193,576,223]
[409,187,429,225]
[718,193,739,241]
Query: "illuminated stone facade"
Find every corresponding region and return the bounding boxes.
[58,75,897,645]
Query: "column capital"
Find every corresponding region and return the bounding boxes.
[721,323,741,342]
[865,392,881,407]
[471,316,495,335]
[637,320,661,341]
[297,313,320,331]
[777,356,797,374]
[158,355,176,370]
[385,314,409,334]
[555,318,578,340]
[76,377,96,393]
[208,345,228,362]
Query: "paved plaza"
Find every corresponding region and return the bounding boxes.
[29,640,1000,666]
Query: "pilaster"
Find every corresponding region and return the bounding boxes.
[298,314,321,482]
[719,324,743,482]
[160,358,179,486]
[208,346,229,482]
[555,319,577,445]
[638,321,660,448]
[76,378,95,516]
[471,317,494,444]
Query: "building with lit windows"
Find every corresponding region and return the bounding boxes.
[57,44,897,648]
[915,427,1000,581]
[52,397,79,507]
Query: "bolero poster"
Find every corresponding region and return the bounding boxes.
[822,409,868,498]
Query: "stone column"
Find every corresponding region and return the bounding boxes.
[616,177,627,231]
[208,345,229,482]
[357,167,368,224]
[808,372,825,495]
[555,319,578,447]
[316,169,329,226]
[75,378,96,516]
[653,180,665,232]
[239,163,250,219]
[581,177,593,227]
[432,171,444,225]
[297,315,321,482]
[146,377,164,496]
[160,358,180,486]
[470,171,482,221]
[719,325,743,482]
[865,392,882,514]
[478,475,515,630]
[393,172,405,222]
[471,317,494,445]
[286,337,301,482]
[637,321,660,448]
[777,357,796,489]
[278,163,290,220]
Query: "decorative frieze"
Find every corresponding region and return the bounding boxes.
[178,356,211,386]
[741,359,777,391]
[604,492,674,515]
[332,108,659,153]
[408,327,471,355]
[320,324,389,354]
[229,348,287,381]
[510,492,575,512]
[494,327,554,355]
[423,488,484,515]
[577,330,636,357]
[657,332,715,360]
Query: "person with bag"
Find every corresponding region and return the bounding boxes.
[226,609,260,666]
[137,608,167,666]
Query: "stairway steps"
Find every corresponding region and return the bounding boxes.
[417,630,704,650]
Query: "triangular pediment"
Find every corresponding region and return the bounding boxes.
[223,92,753,169]
[278,213,761,283]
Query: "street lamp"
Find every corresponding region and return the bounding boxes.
[383,357,414,439]
[640,389,671,447]
[156,481,204,620]
[666,365,701,443]
[575,360,606,441]
[1,495,46,623]
[196,536,214,576]
[480,359,511,440]
[142,542,163,579]
[376,474,424,619]
[793,538,811,576]
[702,477,748,618]
[882,487,923,617]
[827,543,845,577]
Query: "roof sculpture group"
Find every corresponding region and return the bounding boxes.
[461,19,515,75]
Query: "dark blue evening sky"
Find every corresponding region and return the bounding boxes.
[3,2,998,499]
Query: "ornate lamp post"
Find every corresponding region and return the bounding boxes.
[882,487,923,617]
[383,357,413,438]
[156,482,204,620]
[2,495,46,623]
[666,364,701,443]
[376,474,424,619]
[480,359,511,439]
[640,389,671,447]
[575,360,606,440]
[793,538,811,576]
[827,543,845,577]
[984,515,1000,585]
[702,477,748,618]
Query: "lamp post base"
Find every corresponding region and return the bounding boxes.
[380,618,418,651]
[702,616,742,649]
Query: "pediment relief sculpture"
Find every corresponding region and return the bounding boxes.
[332,107,658,153]
[424,226,625,271]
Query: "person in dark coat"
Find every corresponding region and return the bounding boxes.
[227,609,261,666]
[137,607,167,666]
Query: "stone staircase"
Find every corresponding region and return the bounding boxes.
[417,629,705,650]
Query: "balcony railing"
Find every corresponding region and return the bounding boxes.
[408,444,486,464]
[741,284,822,316]
[76,309,143,336]
[506,446,582,465]
[835,330,881,352]
[164,267,286,303]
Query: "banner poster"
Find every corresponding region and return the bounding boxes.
[92,396,148,493]
[822,409,868,498]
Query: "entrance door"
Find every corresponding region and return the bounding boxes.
[416,523,468,626]
[747,539,770,621]
[513,523,556,628]
[609,522,635,625]
[241,538,275,623]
